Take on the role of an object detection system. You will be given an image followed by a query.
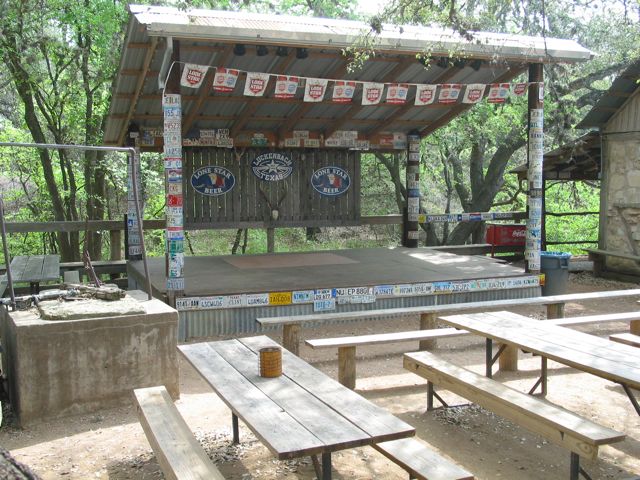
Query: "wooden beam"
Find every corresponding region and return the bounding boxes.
[230,52,297,137]
[116,37,158,146]
[121,69,159,77]
[324,58,415,138]
[277,58,350,137]
[420,66,527,137]
[181,45,233,135]
[366,65,462,137]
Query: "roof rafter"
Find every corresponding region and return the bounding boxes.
[116,37,159,146]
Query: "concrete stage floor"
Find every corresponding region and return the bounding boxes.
[130,247,528,297]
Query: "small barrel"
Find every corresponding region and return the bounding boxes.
[258,347,282,378]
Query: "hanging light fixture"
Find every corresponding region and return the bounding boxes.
[233,44,246,56]
[470,59,483,71]
[276,46,288,57]
[296,48,308,59]
[256,45,269,56]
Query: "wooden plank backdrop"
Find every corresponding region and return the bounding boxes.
[183,148,360,229]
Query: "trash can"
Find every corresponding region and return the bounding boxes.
[540,251,572,296]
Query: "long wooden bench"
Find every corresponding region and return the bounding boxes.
[133,386,225,480]
[306,311,640,388]
[258,289,640,355]
[404,351,626,480]
[372,437,474,480]
[610,333,640,348]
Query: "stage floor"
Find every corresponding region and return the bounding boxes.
[130,247,528,297]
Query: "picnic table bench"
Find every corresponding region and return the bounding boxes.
[306,311,640,389]
[0,254,60,295]
[609,333,640,348]
[258,289,640,355]
[133,385,225,480]
[404,351,625,480]
[585,248,640,277]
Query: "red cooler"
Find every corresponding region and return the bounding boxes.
[485,224,526,256]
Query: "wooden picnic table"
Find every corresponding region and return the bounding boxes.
[2,254,60,294]
[438,310,640,415]
[178,335,415,480]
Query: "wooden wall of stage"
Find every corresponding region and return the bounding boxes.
[183,148,360,229]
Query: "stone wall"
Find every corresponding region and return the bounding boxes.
[603,137,640,274]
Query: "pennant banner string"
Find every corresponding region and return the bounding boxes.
[165,61,541,104]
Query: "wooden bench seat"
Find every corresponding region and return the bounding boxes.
[372,437,474,480]
[260,289,640,355]
[610,333,640,348]
[404,351,625,480]
[306,311,640,389]
[133,386,225,480]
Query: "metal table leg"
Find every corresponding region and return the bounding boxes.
[232,413,239,444]
[322,452,332,480]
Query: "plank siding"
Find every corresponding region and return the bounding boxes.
[183,147,361,229]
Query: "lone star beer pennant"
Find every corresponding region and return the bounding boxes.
[414,85,437,105]
[212,67,239,93]
[385,83,409,104]
[511,83,528,97]
[487,83,510,103]
[243,72,270,96]
[303,78,328,102]
[438,84,462,104]
[462,84,486,104]
[274,75,299,99]
[362,82,384,105]
[332,81,356,103]
[180,64,208,89]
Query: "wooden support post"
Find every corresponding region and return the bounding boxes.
[498,344,519,372]
[109,229,122,280]
[547,302,565,319]
[267,228,275,253]
[631,320,640,335]
[282,324,300,356]
[525,63,544,275]
[404,133,421,247]
[419,313,437,350]
[338,346,356,389]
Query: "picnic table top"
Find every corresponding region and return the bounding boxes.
[9,254,60,283]
[439,310,640,390]
[178,335,415,459]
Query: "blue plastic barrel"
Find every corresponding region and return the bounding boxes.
[540,251,572,296]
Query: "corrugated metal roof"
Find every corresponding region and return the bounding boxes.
[104,5,593,147]
[130,5,593,62]
[577,58,640,129]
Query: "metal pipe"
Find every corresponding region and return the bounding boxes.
[0,196,16,310]
[0,142,153,300]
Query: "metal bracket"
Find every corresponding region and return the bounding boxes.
[528,356,548,396]
[570,452,593,480]
[485,339,507,378]
[427,382,449,411]
[158,36,173,90]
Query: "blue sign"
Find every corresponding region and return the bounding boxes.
[311,166,350,196]
[191,166,235,196]
[252,152,293,181]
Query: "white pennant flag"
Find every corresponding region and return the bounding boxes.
[385,83,409,104]
[438,84,462,104]
[212,67,239,92]
[487,83,510,103]
[414,85,437,105]
[511,83,528,97]
[332,81,356,103]
[274,75,299,99]
[462,84,486,104]
[180,64,208,89]
[244,72,270,97]
[362,82,384,105]
[304,78,328,102]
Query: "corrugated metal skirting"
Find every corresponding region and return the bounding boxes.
[177,286,540,341]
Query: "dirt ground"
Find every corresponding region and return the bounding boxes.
[1,272,640,480]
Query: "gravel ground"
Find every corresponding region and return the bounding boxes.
[0,271,639,480]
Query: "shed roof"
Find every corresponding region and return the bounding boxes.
[511,131,600,181]
[577,58,640,129]
[104,5,593,149]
